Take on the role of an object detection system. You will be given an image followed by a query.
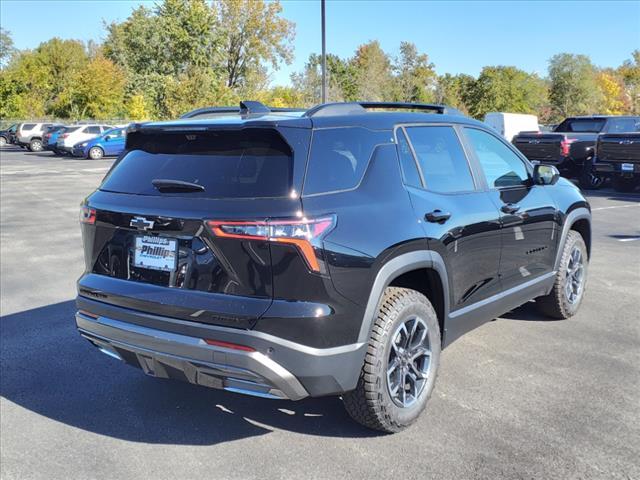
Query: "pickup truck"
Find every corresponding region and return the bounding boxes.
[593,132,640,192]
[512,116,640,189]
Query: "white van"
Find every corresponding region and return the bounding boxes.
[483,112,539,143]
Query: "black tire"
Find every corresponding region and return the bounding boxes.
[611,176,638,193]
[578,159,604,190]
[343,287,441,433]
[536,230,588,319]
[29,138,43,152]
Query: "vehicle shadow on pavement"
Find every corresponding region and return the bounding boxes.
[0,301,382,444]
[499,301,564,322]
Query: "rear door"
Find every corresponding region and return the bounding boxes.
[79,127,309,328]
[397,125,503,311]
[462,127,559,291]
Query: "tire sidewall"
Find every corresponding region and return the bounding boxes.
[558,232,588,316]
[377,296,441,428]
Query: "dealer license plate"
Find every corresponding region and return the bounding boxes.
[134,235,178,272]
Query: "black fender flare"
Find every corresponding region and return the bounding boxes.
[554,207,591,272]
[356,250,450,344]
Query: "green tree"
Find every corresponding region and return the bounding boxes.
[291,53,357,105]
[618,50,640,114]
[391,42,436,103]
[126,94,149,120]
[213,0,295,89]
[0,28,15,68]
[548,53,600,118]
[351,40,393,101]
[68,54,126,119]
[434,73,475,114]
[466,66,548,119]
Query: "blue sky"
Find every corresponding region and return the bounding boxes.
[1,0,639,85]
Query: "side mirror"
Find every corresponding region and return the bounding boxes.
[104,135,111,141]
[533,164,560,186]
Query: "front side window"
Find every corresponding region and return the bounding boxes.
[86,126,101,134]
[304,127,390,195]
[404,126,475,193]
[465,128,529,188]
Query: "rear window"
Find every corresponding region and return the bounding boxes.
[555,118,606,133]
[606,118,640,133]
[101,129,293,199]
[304,127,391,195]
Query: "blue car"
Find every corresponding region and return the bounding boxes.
[73,127,127,159]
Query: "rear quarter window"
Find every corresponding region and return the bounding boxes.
[303,127,391,195]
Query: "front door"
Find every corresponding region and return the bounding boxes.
[461,127,559,292]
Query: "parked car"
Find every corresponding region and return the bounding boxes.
[72,127,127,159]
[0,124,18,147]
[56,124,113,154]
[512,115,640,189]
[483,112,539,142]
[76,100,591,433]
[592,131,640,192]
[42,125,67,152]
[15,122,63,152]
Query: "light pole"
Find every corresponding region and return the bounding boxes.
[321,0,327,104]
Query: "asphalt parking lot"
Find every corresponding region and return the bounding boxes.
[1,145,639,480]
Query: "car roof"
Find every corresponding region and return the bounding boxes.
[139,106,485,131]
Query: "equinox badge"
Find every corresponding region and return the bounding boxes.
[130,216,154,231]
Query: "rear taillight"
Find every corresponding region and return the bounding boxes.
[560,138,576,157]
[61,133,68,139]
[79,206,96,224]
[206,216,335,273]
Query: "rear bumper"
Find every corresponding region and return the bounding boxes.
[75,297,367,400]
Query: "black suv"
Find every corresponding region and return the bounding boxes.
[76,101,592,432]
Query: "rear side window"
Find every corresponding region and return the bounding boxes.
[101,129,293,199]
[65,127,81,134]
[85,126,101,134]
[21,124,36,130]
[465,128,529,188]
[396,129,422,188]
[404,126,475,193]
[304,127,391,195]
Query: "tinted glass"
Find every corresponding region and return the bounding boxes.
[555,118,606,133]
[607,118,640,133]
[304,127,390,195]
[104,128,124,138]
[396,129,422,187]
[86,126,101,134]
[465,128,529,188]
[101,129,292,199]
[65,127,81,133]
[21,124,36,130]
[405,126,475,193]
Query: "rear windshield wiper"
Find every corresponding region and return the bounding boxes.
[152,179,205,193]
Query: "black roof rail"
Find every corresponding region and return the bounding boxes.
[305,102,464,117]
[180,101,306,119]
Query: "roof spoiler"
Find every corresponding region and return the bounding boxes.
[305,102,464,117]
[180,101,306,119]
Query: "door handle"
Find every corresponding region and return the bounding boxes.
[501,203,520,214]
[425,210,451,223]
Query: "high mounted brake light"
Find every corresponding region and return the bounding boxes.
[206,216,335,273]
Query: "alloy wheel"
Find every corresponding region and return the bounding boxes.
[387,316,432,408]
[565,246,585,304]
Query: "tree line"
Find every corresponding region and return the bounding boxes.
[1,0,638,123]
